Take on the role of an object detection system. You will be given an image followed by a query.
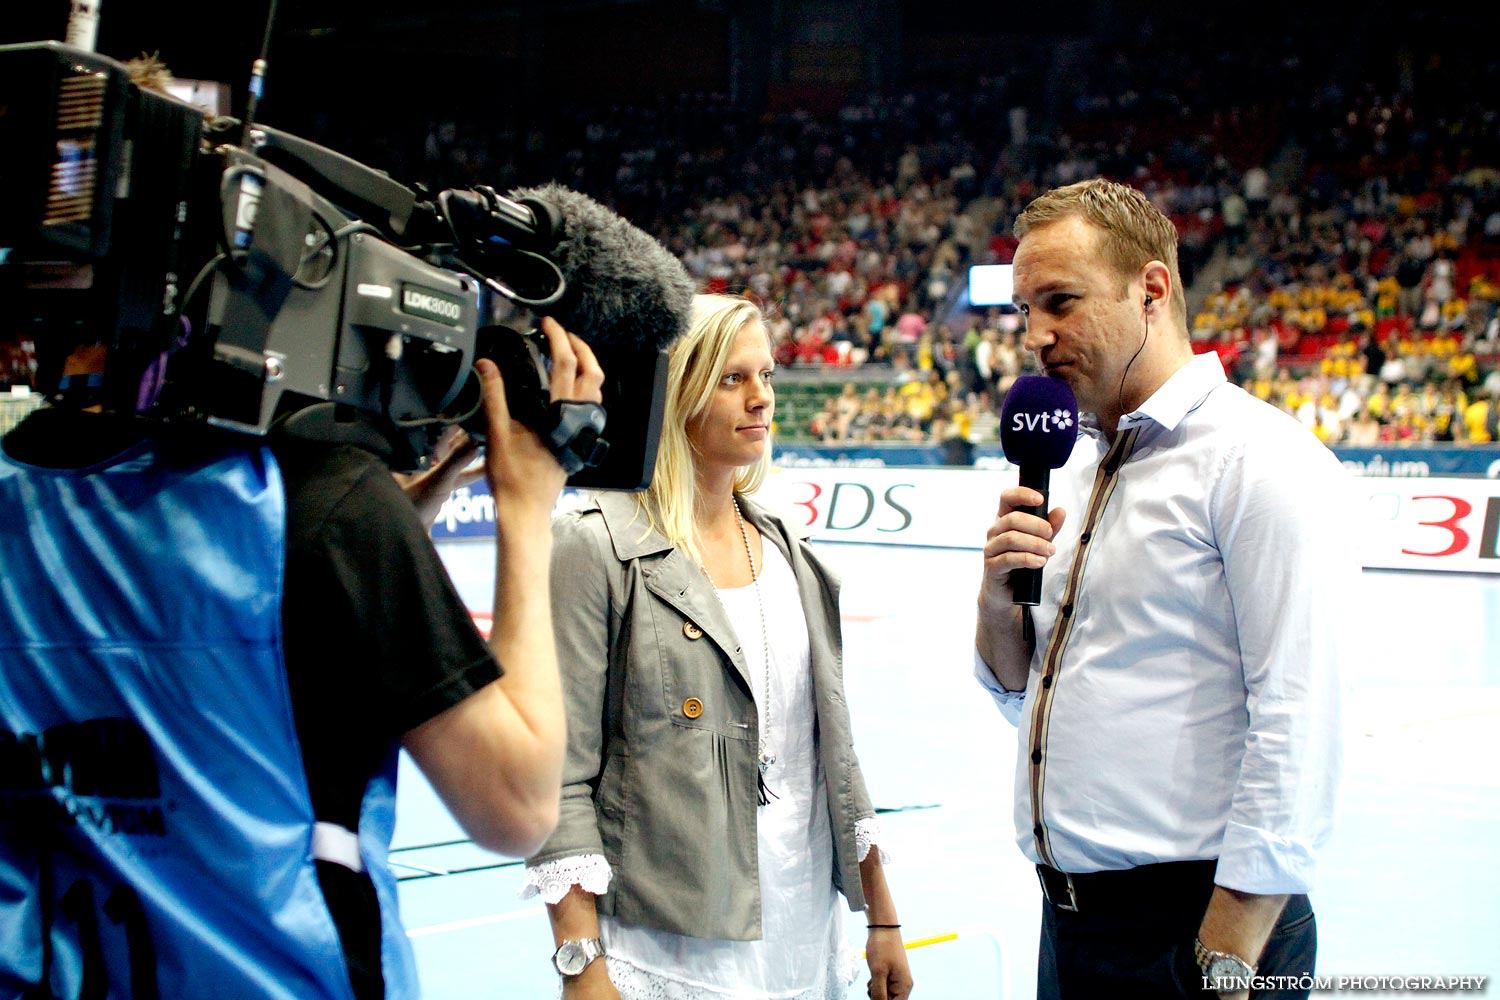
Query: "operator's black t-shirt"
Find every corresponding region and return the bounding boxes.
[2,409,502,1000]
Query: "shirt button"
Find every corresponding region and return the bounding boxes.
[683,622,703,640]
[1033,823,1044,838]
[1030,749,1043,764]
[1042,675,1053,688]
[1060,604,1074,618]
[1079,532,1091,544]
[682,698,704,719]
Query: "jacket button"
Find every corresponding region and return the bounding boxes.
[682,698,704,719]
[683,621,703,640]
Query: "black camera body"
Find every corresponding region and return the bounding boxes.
[0,41,674,485]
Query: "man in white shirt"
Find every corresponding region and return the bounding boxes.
[975,178,1357,999]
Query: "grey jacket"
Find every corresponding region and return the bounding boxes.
[527,491,875,940]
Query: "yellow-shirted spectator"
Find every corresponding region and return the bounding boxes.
[1323,354,1353,379]
[916,335,934,371]
[1462,394,1497,443]
[1442,298,1467,326]
[1448,351,1479,386]
[949,405,972,441]
[1428,332,1458,357]
[1376,277,1399,316]
[900,382,933,421]
[1321,339,1355,378]
[1389,384,1419,419]
[1270,371,1297,409]
[1366,383,1391,419]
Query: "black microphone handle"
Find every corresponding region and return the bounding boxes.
[1011,464,1050,607]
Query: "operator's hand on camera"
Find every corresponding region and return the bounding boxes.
[394,425,485,528]
[475,316,604,527]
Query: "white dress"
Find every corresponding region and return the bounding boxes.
[524,543,873,999]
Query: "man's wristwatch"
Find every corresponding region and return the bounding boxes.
[1194,937,1256,990]
[551,938,605,978]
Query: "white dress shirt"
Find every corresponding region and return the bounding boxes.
[976,352,1357,894]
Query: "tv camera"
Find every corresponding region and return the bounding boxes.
[0,40,695,485]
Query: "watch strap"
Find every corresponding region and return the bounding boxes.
[1193,936,1256,977]
[552,937,604,978]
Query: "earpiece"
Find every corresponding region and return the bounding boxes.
[1144,294,1153,309]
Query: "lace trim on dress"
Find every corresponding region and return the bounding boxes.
[519,853,612,904]
[855,817,890,865]
[597,950,857,1000]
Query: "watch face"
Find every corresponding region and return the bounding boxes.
[555,942,587,976]
[1208,955,1252,986]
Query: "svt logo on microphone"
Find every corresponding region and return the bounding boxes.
[1010,409,1076,433]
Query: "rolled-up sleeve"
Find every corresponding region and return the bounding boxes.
[974,648,1027,726]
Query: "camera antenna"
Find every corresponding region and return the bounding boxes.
[241,0,280,145]
[64,0,103,51]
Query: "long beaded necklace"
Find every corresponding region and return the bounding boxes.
[699,497,777,781]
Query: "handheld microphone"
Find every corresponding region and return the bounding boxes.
[1000,375,1080,606]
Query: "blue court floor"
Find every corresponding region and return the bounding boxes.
[406,540,1500,999]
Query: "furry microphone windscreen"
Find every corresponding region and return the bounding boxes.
[509,182,697,354]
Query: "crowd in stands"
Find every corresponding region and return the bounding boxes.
[433,16,1497,452]
[1188,84,1500,447]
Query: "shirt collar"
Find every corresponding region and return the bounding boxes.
[1117,352,1227,433]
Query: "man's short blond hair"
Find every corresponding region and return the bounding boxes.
[1014,177,1187,325]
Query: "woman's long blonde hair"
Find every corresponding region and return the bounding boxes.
[633,293,773,566]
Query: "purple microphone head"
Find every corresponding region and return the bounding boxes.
[1000,375,1079,469]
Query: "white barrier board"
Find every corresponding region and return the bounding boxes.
[757,467,1500,574]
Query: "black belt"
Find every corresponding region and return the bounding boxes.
[1036,860,1217,914]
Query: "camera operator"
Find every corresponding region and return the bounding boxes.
[0,316,601,999]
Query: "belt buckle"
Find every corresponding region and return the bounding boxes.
[1038,866,1079,913]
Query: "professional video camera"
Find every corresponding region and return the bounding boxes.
[0,40,694,485]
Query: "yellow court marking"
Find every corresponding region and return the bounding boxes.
[861,931,960,957]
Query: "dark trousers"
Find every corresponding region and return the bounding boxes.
[1036,861,1317,999]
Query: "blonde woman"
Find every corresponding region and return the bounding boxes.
[524,294,912,1000]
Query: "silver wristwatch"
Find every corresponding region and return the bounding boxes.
[551,937,604,978]
[1194,937,1256,991]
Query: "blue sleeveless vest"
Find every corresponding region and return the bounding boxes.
[0,437,417,999]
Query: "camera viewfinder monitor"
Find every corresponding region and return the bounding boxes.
[968,264,1015,307]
